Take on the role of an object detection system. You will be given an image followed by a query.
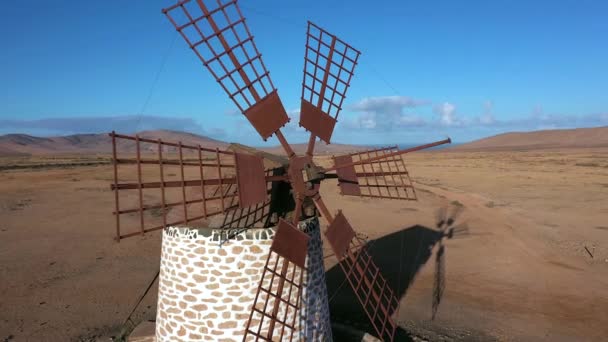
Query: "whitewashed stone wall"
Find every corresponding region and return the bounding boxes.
[156,227,274,341]
[155,219,332,342]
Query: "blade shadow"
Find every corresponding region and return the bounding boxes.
[326,224,444,341]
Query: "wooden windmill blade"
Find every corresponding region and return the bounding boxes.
[328,138,452,200]
[109,132,286,241]
[300,21,361,155]
[243,218,310,341]
[162,0,295,157]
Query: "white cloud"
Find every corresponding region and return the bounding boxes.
[0,115,210,136]
[284,108,306,132]
[479,100,496,125]
[359,112,377,129]
[348,96,429,130]
[224,108,240,116]
[350,96,428,114]
[434,102,461,126]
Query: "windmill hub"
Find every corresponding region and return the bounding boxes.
[286,155,322,198]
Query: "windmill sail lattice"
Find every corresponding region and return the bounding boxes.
[325,211,399,340]
[334,145,417,200]
[109,132,282,241]
[163,0,290,141]
[244,219,309,341]
[300,21,361,154]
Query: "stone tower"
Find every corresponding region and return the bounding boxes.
[155,217,332,341]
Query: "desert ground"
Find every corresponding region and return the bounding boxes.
[1,147,608,341]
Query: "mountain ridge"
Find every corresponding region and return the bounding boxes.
[447,126,608,152]
[3,126,608,157]
[0,130,367,157]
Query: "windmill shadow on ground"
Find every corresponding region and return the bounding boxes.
[326,225,442,341]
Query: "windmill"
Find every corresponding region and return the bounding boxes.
[109,1,451,341]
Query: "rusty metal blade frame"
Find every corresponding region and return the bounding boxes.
[355,148,417,200]
[326,138,452,173]
[163,0,274,113]
[109,132,286,241]
[313,199,399,341]
[301,21,361,149]
[163,0,292,146]
[337,235,399,341]
[217,169,275,244]
[302,22,361,120]
[357,150,416,200]
[334,144,418,200]
[244,220,309,341]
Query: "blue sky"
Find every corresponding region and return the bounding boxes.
[1,0,607,146]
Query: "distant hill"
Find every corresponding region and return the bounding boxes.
[0,130,367,157]
[0,130,228,157]
[448,126,608,152]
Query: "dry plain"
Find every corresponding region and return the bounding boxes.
[1,148,607,341]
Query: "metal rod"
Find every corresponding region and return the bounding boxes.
[312,194,334,224]
[198,145,207,218]
[348,145,398,157]
[359,150,372,197]
[112,174,288,190]
[366,148,381,197]
[136,135,145,236]
[111,131,121,242]
[326,138,451,172]
[186,1,253,108]
[278,262,295,340]
[158,139,167,229]
[109,132,234,154]
[220,200,270,229]
[179,142,188,223]
[305,133,316,157]
[115,158,235,168]
[326,172,405,181]
[308,21,362,56]
[117,204,239,240]
[113,193,239,215]
[290,265,305,341]
[357,193,417,200]
[317,36,337,108]
[382,148,401,196]
[196,0,260,102]
[275,129,295,157]
[267,258,289,339]
[258,253,280,336]
[216,148,225,212]
[374,149,391,197]
[292,195,302,225]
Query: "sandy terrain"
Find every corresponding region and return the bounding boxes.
[1,147,607,341]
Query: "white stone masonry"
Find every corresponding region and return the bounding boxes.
[155,218,332,342]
